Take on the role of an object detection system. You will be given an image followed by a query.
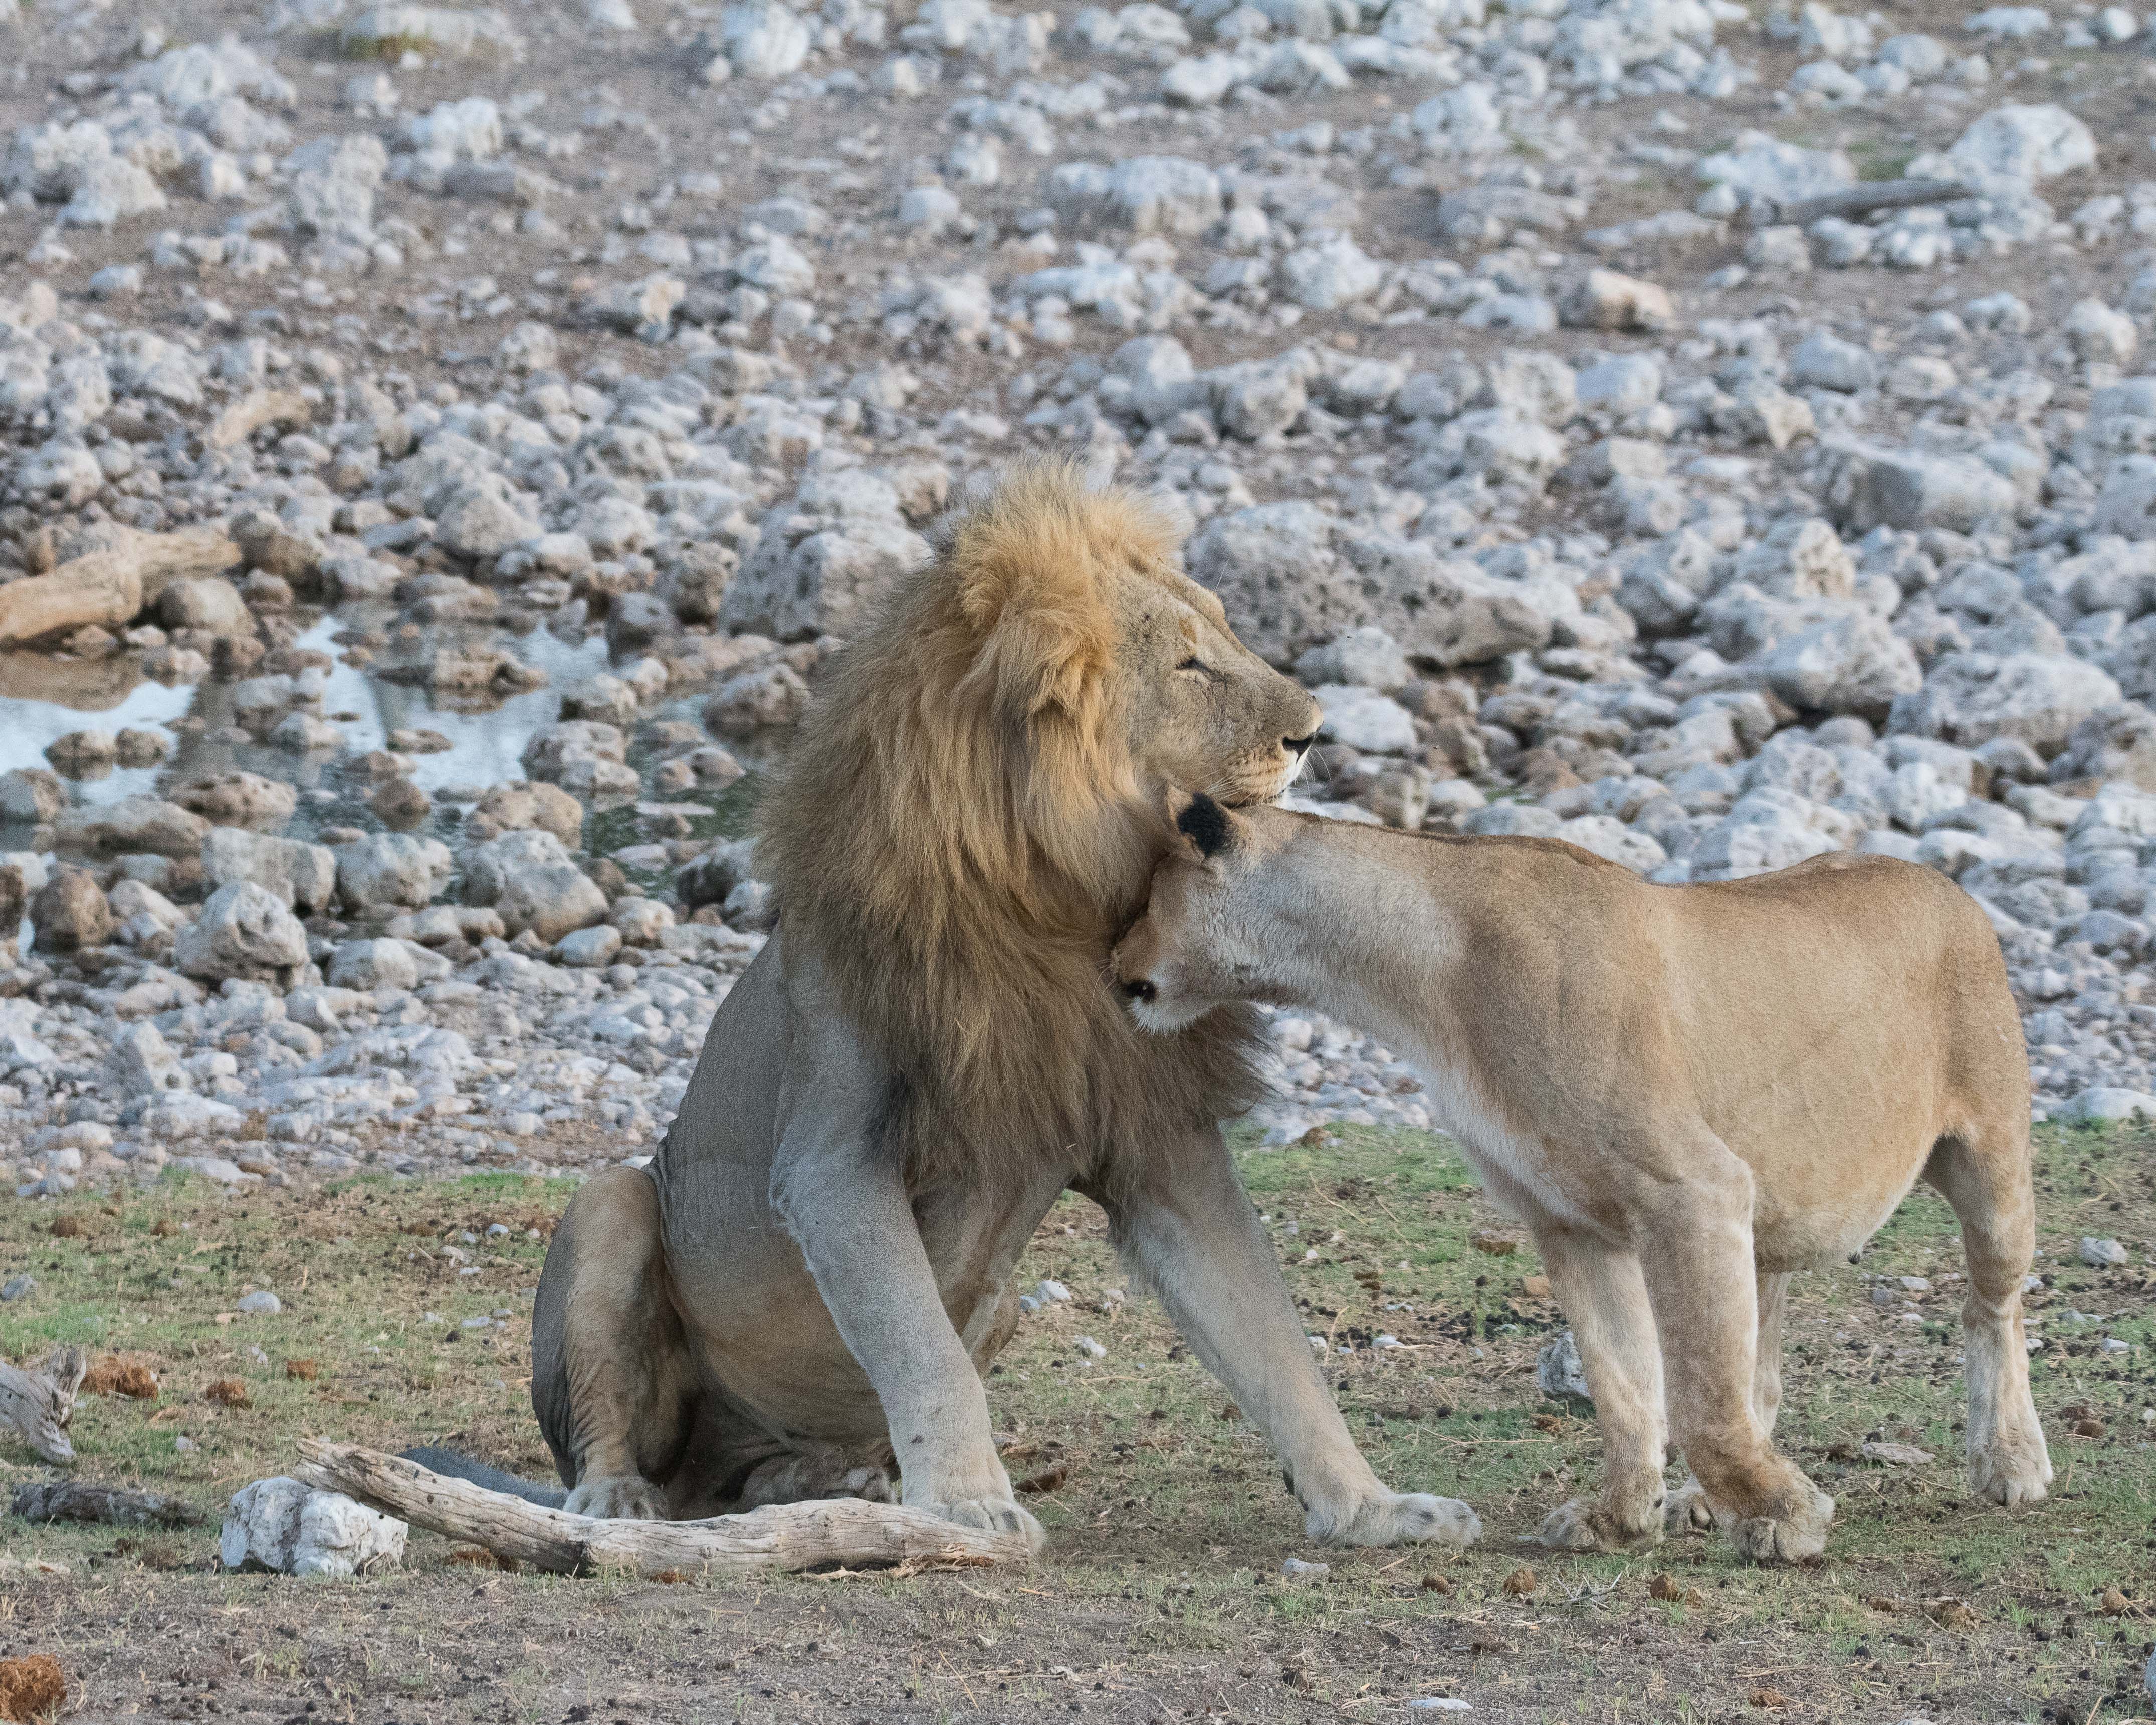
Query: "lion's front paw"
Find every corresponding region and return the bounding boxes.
[564,1473,668,1521]
[918,1496,1046,1551]
[1720,1485,1834,1565]
[1318,1491,1481,1549]
[1537,1497,1663,1554]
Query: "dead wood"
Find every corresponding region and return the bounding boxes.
[0,1348,87,1465]
[1763,178,1967,228]
[10,1481,204,1528]
[294,1440,1031,1577]
[206,389,312,453]
[0,528,241,648]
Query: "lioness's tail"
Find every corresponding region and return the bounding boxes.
[398,1445,567,1509]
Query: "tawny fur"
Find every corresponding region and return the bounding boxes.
[527,465,1477,1552]
[1114,799,2054,1564]
[758,462,1264,1184]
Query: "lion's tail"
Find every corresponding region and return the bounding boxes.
[397,1445,567,1509]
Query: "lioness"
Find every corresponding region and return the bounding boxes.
[1111,793,2052,1563]
[528,464,1479,1551]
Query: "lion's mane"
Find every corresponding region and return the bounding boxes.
[757,461,1264,1182]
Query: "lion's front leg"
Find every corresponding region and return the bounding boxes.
[768,1001,1043,1551]
[1098,1127,1480,1551]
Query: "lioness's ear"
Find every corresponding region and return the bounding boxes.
[1175,790,1235,861]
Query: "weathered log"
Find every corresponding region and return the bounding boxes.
[10,1480,205,1528]
[0,1348,87,1465]
[294,1440,1032,1577]
[1762,178,1967,229]
[206,389,312,453]
[0,651,142,713]
[0,527,241,648]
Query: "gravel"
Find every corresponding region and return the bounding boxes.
[5,0,2156,1197]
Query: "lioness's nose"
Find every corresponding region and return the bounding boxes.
[1121,979,1157,1003]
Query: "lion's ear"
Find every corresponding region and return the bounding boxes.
[1173,790,1236,862]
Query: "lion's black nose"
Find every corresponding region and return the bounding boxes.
[1283,732,1317,755]
[1122,979,1157,1003]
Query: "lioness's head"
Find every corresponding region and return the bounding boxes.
[1113,790,1306,1033]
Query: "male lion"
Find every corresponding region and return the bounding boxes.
[1112,793,2053,1564]
[527,464,1481,1551]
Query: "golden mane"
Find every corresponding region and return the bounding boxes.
[757,460,1262,1175]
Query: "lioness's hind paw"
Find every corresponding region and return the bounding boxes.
[1969,1442,2052,1508]
[564,1473,668,1521]
[1322,1492,1481,1549]
[920,1496,1046,1551]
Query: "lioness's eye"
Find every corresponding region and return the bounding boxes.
[1178,656,1204,672]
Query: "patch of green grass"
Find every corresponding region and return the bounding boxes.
[339,31,434,59]
[1850,140,1918,182]
[585,770,763,873]
[1,1124,2151,1721]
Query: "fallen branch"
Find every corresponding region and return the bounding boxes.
[11,1481,205,1528]
[0,1348,87,1465]
[294,1440,1032,1577]
[205,388,312,453]
[0,528,241,649]
[1761,178,1967,229]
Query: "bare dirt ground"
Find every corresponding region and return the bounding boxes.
[2,1123,2151,1724]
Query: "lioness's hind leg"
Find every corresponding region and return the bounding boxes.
[1751,1273,1791,1433]
[1924,1127,2052,1508]
[1532,1231,1667,1553]
[532,1165,695,1521]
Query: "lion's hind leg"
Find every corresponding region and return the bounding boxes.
[734,1445,898,1512]
[1532,1228,1669,1554]
[532,1164,695,1521]
[1924,1125,2052,1508]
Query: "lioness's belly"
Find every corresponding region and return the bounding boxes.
[1692,1003,1948,1272]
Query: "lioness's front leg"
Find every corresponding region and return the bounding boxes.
[767,1003,1042,1549]
[1100,1127,1479,1549]
[1530,1228,1668,1554]
[1636,1136,1833,1565]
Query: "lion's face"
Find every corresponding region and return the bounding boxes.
[1111,568,1322,810]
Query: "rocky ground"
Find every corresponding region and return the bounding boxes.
[9,0,2156,1197]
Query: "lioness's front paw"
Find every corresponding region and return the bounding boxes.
[918,1496,1046,1551]
[1720,1486,1833,1565]
[564,1473,668,1521]
[1317,1491,1481,1549]
[1536,1497,1663,1554]
[1663,1479,1713,1534]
